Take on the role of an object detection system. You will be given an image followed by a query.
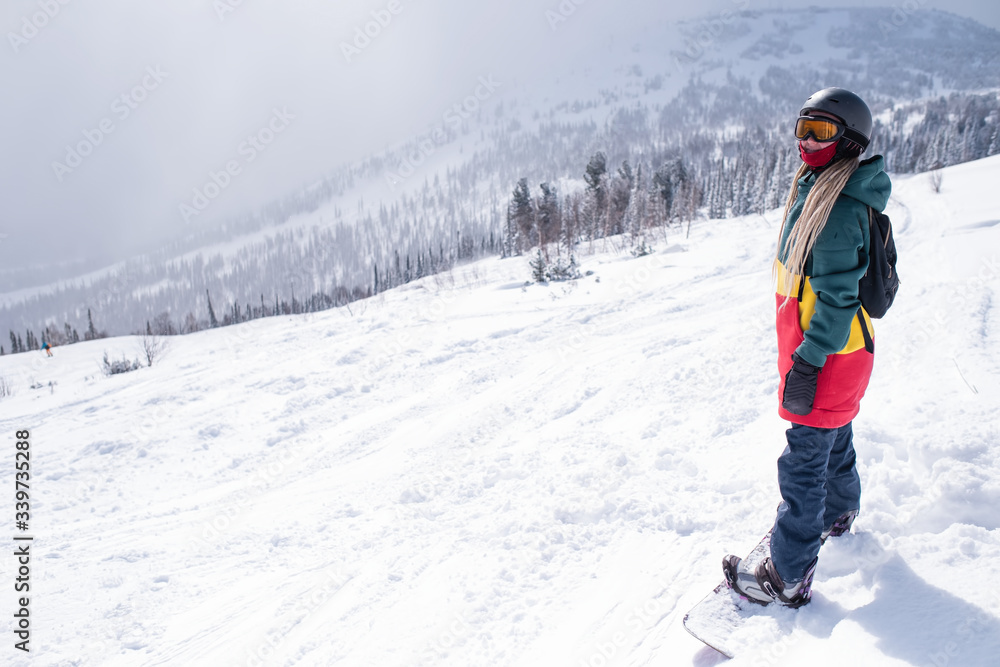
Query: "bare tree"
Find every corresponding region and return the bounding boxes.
[152,311,177,336]
[140,332,168,367]
[929,167,943,194]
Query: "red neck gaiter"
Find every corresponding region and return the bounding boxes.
[799,141,838,168]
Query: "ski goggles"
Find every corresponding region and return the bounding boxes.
[794,116,845,143]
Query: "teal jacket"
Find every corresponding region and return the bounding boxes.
[776,156,892,368]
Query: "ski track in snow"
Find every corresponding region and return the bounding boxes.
[1,157,1000,666]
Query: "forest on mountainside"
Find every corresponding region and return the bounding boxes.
[3,7,999,351]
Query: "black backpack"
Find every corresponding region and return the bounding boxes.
[860,207,899,318]
[857,206,899,351]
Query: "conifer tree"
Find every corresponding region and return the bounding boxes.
[529,248,548,283]
[206,290,219,328]
[624,161,649,250]
[610,161,634,237]
[86,309,98,341]
[536,182,560,258]
[584,152,608,239]
[508,178,535,255]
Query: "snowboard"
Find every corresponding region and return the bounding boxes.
[682,531,773,658]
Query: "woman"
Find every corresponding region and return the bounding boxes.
[724,88,892,607]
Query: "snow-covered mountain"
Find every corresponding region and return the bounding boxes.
[2,7,999,342]
[2,151,998,665]
[0,2,1000,351]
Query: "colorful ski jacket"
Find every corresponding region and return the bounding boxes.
[775,156,892,428]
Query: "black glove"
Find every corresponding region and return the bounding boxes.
[782,353,821,416]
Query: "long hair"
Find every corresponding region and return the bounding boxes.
[775,157,860,283]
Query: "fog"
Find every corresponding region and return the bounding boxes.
[1,0,997,285]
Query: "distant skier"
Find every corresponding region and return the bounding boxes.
[724,88,892,607]
[41,341,53,357]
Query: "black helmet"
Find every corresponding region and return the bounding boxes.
[800,87,872,151]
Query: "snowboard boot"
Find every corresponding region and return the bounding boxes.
[722,555,817,608]
[821,509,859,543]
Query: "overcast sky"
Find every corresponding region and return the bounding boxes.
[1,0,998,282]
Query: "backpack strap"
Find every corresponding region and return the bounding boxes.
[858,206,875,353]
[866,205,874,271]
[857,308,874,353]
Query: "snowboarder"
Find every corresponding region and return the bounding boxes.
[724,88,892,607]
[42,340,53,357]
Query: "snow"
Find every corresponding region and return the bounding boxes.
[2,155,999,666]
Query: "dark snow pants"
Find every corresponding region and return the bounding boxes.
[769,422,861,583]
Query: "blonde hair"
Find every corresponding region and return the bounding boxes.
[775,157,860,282]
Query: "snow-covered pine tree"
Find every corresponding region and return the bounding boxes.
[508,178,535,256]
[624,161,649,253]
[529,248,548,283]
[584,152,608,241]
[536,182,560,259]
[766,147,788,211]
[561,191,581,259]
[610,160,634,239]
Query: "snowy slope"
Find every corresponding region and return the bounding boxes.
[1,155,999,666]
